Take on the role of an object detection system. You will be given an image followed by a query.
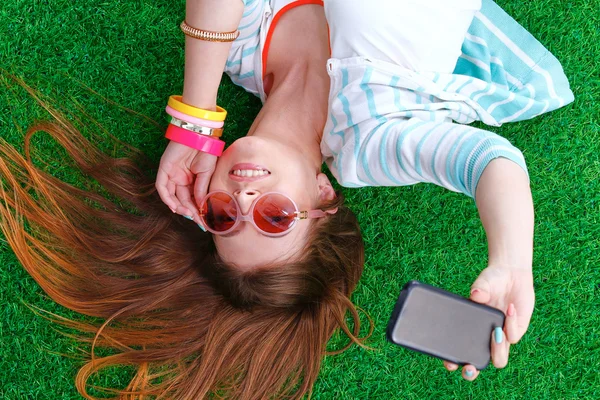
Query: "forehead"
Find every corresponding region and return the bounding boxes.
[214,222,311,270]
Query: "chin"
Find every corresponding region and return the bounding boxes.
[222,137,265,158]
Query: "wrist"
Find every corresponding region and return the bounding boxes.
[486,237,533,272]
[487,259,533,272]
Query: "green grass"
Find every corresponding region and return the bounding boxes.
[1,0,599,398]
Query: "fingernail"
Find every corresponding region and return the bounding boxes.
[508,303,515,317]
[471,289,480,296]
[465,369,474,377]
[494,327,503,344]
[197,223,206,232]
[170,208,176,213]
[183,215,193,221]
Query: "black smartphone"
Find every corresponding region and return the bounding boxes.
[386,280,505,370]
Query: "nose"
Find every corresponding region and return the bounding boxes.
[233,189,259,196]
[234,189,260,214]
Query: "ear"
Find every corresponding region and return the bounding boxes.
[316,173,336,203]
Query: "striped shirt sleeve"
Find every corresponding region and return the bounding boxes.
[330,117,528,199]
[224,0,267,98]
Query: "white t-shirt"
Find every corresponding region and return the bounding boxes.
[326,0,482,73]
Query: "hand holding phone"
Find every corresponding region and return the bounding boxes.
[386,281,505,370]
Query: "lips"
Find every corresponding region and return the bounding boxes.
[229,163,271,182]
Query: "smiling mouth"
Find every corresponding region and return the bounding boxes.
[230,169,270,177]
[229,164,271,182]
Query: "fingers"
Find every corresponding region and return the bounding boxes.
[156,167,200,219]
[442,361,479,381]
[443,323,514,380]
[491,326,510,368]
[461,365,479,381]
[443,328,513,377]
[443,361,459,371]
[470,278,492,304]
[191,153,218,206]
[156,170,181,213]
[194,172,211,209]
[175,185,199,221]
[504,303,522,344]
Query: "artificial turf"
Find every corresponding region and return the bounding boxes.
[0,0,599,398]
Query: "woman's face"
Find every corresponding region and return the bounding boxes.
[207,136,326,270]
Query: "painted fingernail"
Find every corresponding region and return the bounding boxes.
[508,303,516,317]
[465,369,474,377]
[183,215,193,221]
[494,327,503,344]
[197,223,207,232]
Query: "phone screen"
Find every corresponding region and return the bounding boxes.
[387,281,505,369]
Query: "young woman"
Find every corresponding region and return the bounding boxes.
[0,0,572,399]
[157,0,572,384]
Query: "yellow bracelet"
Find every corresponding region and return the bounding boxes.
[167,95,227,122]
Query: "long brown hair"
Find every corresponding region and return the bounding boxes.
[0,78,369,399]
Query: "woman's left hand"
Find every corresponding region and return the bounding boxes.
[442,264,535,380]
[156,141,218,222]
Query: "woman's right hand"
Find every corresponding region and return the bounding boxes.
[156,0,243,222]
[156,141,217,223]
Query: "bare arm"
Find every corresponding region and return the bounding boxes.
[443,158,535,379]
[182,0,244,109]
[156,0,244,217]
[475,158,533,271]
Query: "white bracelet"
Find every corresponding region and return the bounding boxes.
[170,117,223,138]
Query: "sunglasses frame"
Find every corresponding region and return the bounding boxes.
[198,190,336,237]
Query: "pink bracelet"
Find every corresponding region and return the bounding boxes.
[165,106,225,129]
[165,124,225,156]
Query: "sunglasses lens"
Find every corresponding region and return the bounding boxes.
[253,194,297,234]
[200,192,238,232]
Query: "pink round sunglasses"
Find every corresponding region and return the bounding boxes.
[198,191,338,237]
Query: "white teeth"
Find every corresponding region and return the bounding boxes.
[231,169,269,177]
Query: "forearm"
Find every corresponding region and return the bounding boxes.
[475,158,533,271]
[182,0,244,109]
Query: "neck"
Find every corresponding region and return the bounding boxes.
[248,63,329,171]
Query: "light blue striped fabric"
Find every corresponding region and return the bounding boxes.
[321,0,573,198]
[225,0,574,198]
[224,0,270,99]
[453,0,573,123]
